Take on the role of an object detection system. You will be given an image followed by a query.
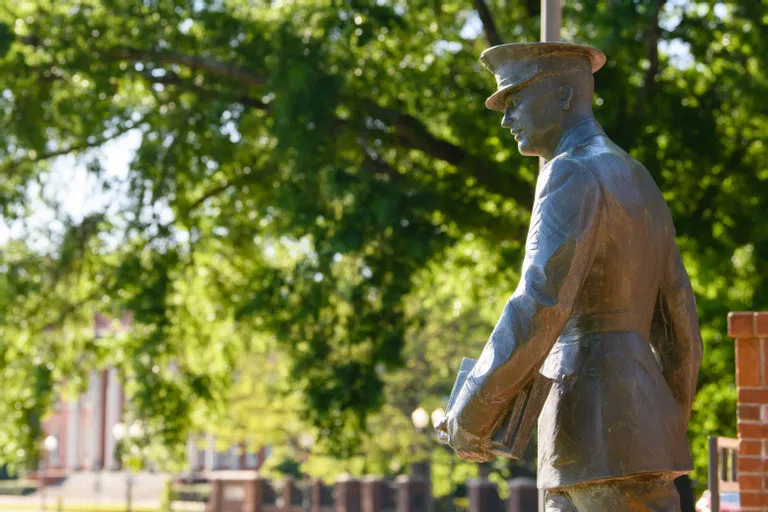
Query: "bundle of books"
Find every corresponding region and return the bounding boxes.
[437,358,552,459]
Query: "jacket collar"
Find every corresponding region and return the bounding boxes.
[553,117,605,157]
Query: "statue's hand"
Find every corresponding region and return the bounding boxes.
[436,414,494,463]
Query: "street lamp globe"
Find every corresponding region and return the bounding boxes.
[112,422,127,441]
[299,434,314,450]
[43,435,58,453]
[411,407,430,430]
[430,408,446,428]
[128,422,144,438]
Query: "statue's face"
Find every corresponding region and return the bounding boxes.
[501,78,564,157]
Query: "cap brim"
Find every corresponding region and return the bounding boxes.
[485,84,523,112]
[482,42,607,112]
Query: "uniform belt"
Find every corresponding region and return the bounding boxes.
[559,310,649,340]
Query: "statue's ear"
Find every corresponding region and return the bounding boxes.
[558,85,573,111]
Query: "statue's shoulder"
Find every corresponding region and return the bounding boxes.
[541,154,601,191]
[558,136,638,180]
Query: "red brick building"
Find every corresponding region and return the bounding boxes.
[41,313,266,473]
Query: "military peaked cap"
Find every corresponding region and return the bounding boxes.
[480,42,606,111]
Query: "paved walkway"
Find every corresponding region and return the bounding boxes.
[0,471,207,511]
[38,471,169,503]
[0,496,204,512]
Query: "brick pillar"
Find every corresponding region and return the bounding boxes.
[311,479,324,512]
[283,477,300,511]
[728,312,768,511]
[468,478,503,512]
[506,478,538,512]
[243,477,262,512]
[207,479,223,512]
[396,474,431,512]
[362,477,385,512]
[336,476,362,512]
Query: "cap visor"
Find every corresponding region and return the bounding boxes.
[485,85,516,111]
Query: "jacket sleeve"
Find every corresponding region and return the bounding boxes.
[451,158,605,438]
[650,241,703,424]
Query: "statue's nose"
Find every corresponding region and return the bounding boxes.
[501,110,514,128]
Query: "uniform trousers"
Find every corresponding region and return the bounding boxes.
[545,474,682,512]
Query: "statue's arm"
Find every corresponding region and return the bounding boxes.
[651,243,703,424]
[451,158,604,438]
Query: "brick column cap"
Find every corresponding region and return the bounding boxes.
[396,474,428,483]
[728,312,768,338]
[466,477,493,486]
[507,477,536,488]
[206,470,261,481]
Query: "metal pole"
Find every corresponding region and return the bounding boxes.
[708,436,720,512]
[541,0,563,42]
[94,471,101,512]
[538,1,562,508]
[539,0,563,172]
[40,458,46,512]
[126,472,133,512]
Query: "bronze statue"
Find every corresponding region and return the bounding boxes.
[436,43,703,511]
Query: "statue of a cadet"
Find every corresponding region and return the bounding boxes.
[437,43,703,511]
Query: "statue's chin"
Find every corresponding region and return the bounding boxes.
[517,141,539,157]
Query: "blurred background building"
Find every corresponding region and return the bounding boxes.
[41,314,266,475]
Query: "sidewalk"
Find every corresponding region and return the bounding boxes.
[0,471,205,512]
[0,496,205,512]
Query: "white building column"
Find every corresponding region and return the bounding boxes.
[66,398,81,470]
[245,436,257,469]
[204,434,218,471]
[187,435,202,471]
[103,367,122,470]
[88,370,105,470]
[229,446,241,470]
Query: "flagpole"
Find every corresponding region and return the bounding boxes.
[541,0,562,42]
[539,1,562,505]
[539,0,563,171]
[538,2,562,510]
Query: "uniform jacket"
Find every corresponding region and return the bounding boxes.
[451,117,703,489]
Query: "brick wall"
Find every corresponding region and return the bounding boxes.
[728,312,768,511]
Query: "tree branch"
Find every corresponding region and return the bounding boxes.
[20,38,531,210]
[3,123,138,176]
[140,70,270,111]
[361,147,526,241]
[104,44,530,207]
[109,47,266,88]
[19,35,267,89]
[188,181,232,212]
[358,98,533,206]
[473,0,504,47]
[639,0,665,106]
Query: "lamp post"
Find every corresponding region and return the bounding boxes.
[411,407,447,512]
[298,434,314,509]
[429,409,458,512]
[41,435,58,512]
[411,407,430,477]
[113,422,143,512]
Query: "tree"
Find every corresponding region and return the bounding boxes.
[215,234,531,495]
[0,0,766,483]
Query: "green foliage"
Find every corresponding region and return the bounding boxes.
[0,0,765,487]
[159,478,174,512]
